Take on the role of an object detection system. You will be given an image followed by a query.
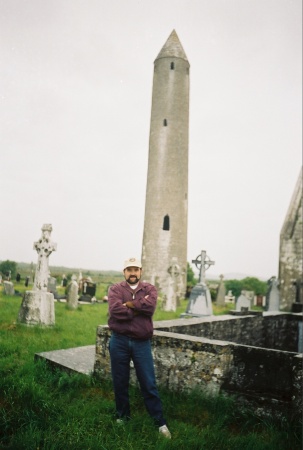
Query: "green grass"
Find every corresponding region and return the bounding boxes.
[0,287,301,450]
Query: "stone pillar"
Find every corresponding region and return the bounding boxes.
[216,275,226,307]
[66,276,79,309]
[18,224,57,326]
[3,281,15,296]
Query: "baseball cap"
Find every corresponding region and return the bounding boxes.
[123,257,142,270]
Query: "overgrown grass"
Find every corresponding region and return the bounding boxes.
[0,288,301,449]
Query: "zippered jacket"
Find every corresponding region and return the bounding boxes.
[108,280,157,340]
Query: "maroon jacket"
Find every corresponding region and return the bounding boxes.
[108,280,157,340]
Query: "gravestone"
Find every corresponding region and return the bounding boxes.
[25,276,30,287]
[181,250,214,317]
[79,278,96,302]
[47,276,58,297]
[16,273,21,282]
[3,281,15,296]
[265,276,280,311]
[66,275,79,309]
[61,275,67,287]
[225,290,235,303]
[182,282,213,316]
[236,291,251,312]
[216,274,226,307]
[18,224,57,326]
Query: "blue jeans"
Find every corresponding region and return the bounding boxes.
[109,332,166,426]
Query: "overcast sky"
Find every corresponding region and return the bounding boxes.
[0,0,301,280]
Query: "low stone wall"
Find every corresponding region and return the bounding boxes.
[94,313,302,417]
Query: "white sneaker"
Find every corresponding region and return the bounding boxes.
[159,424,171,439]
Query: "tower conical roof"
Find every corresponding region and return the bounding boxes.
[155,30,188,62]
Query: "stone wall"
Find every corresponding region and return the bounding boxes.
[94,314,302,417]
[152,314,300,352]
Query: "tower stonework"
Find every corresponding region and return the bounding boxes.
[279,168,303,311]
[141,30,189,298]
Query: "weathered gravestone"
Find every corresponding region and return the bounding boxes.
[225,290,235,303]
[18,224,57,326]
[181,250,214,317]
[61,275,68,287]
[3,281,15,296]
[216,274,226,307]
[236,291,251,312]
[79,278,96,302]
[47,276,59,299]
[265,276,280,311]
[66,275,79,309]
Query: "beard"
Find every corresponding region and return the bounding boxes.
[126,275,140,285]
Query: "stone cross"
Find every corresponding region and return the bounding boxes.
[167,257,180,278]
[192,250,215,284]
[33,224,57,291]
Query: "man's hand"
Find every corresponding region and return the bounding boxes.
[124,301,135,309]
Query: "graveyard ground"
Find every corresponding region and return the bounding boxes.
[0,283,301,450]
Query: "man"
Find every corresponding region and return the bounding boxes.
[108,257,171,439]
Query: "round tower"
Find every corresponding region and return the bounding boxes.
[141,30,190,300]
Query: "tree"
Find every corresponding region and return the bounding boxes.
[241,277,267,295]
[225,279,243,299]
[225,277,267,299]
[0,260,17,279]
[187,262,197,287]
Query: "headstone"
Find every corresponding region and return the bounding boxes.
[216,274,226,306]
[236,291,251,311]
[79,278,96,302]
[25,276,30,287]
[225,290,235,303]
[265,276,280,311]
[181,282,213,317]
[18,224,57,326]
[47,277,57,295]
[3,281,15,296]
[16,273,21,282]
[61,274,67,287]
[181,250,214,317]
[66,275,79,309]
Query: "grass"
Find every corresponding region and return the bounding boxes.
[0,285,301,450]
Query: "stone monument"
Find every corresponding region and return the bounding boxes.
[181,250,214,317]
[216,274,226,307]
[265,276,280,311]
[3,280,15,296]
[18,224,57,326]
[279,168,302,310]
[236,291,251,312]
[66,275,79,309]
[141,30,189,300]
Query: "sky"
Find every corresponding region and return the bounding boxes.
[0,0,301,280]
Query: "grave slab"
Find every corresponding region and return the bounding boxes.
[35,345,95,375]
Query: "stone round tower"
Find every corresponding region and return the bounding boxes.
[141,30,190,302]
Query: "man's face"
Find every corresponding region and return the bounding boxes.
[124,266,142,285]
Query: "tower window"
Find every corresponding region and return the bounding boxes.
[170,62,174,70]
[163,119,167,126]
[163,215,170,231]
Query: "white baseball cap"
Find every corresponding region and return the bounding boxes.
[123,257,142,270]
